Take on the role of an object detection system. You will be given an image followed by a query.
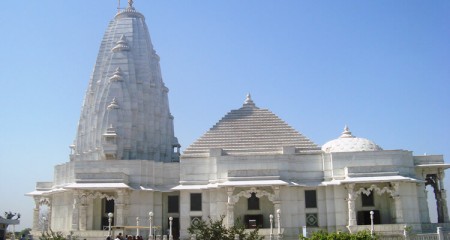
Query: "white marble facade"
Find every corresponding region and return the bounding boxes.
[28,2,449,240]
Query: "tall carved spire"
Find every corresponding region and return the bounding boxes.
[71,4,179,162]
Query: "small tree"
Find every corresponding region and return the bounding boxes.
[188,216,263,240]
[19,228,32,239]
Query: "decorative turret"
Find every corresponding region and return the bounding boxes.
[71,2,179,162]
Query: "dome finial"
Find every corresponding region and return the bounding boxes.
[128,0,134,7]
[340,125,354,138]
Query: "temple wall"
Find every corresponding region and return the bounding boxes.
[400,182,421,223]
[51,192,73,231]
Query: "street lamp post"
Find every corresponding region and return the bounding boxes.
[370,211,374,237]
[277,209,281,234]
[169,217,173,240]
[108,212,114,238]
[276,209,281,240]
[136,217,140,236]
[269,214,274,240]
[149,211,153,240]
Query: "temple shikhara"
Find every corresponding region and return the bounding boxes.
[27,2,450,240]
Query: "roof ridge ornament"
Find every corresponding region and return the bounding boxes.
[112,35,130,52]
[109,67,123,82]
[340,125,354,138]
[119,34,127,42]
[110,67,124,82]
[107,98,120,110]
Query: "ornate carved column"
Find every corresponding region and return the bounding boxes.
[72,191,80,230]
[426,173,446,223]
[116,203,125,226]
[116,190,129,226]
[391,183,404,223]
[272,186,281,213]
[346,184,357,226]
[437,171,449,222]
[47,200,52,230]
[32,197,40,231]
[79,193,88,231]
[226,187,235,228]
[441,189,449,222]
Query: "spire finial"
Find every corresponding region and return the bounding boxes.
[245,93,252,102]
[128,0,134,7]
[243,93,256,107]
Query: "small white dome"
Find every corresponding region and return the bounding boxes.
[322,126,382,153]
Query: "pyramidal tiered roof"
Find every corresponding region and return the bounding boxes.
[183,95,320,156]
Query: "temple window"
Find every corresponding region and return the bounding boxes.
[190,193,202,211]
[168,195,179,213]
[305,190,317,208]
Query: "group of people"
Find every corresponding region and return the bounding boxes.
[106,233,145,240]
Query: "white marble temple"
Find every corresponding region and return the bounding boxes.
[28,2,450,240]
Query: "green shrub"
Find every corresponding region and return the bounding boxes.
[188,216,263,240]
[39,229,78,240]
[300,229,375,240]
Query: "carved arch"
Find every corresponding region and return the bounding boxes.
[355,184,398,198]
[78,191,116,204]
[39,197,52,206]
[230,187,275,204]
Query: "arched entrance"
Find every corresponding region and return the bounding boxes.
[226,186,280,228]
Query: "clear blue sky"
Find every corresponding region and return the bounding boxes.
[0,0,449,230]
